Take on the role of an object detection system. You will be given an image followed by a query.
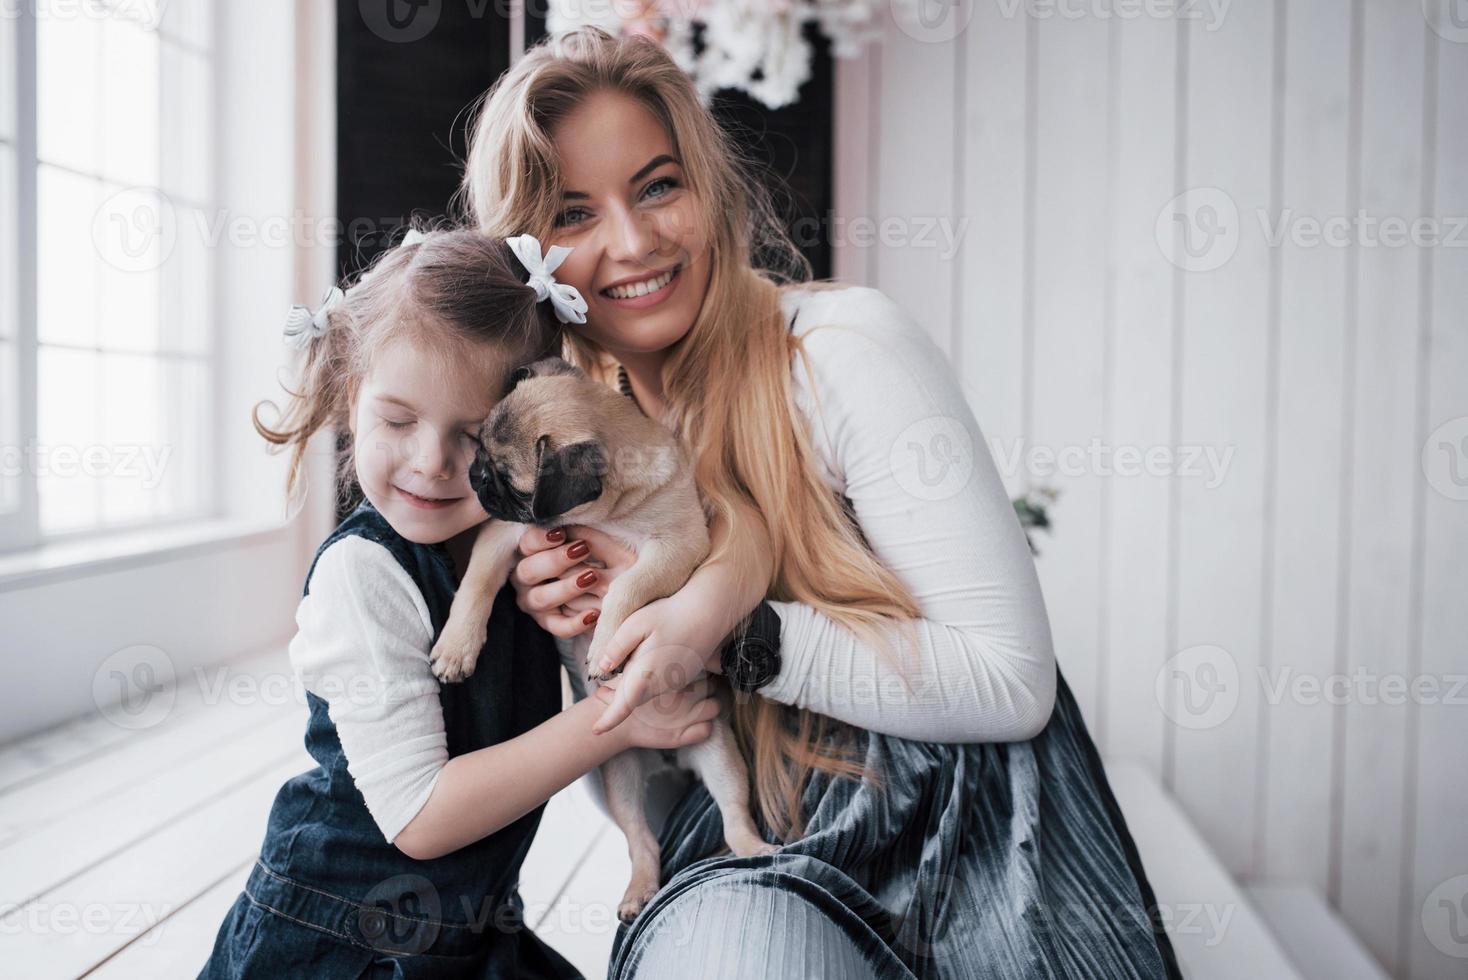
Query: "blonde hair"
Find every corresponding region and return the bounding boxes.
[458,27,924,841]
[253,227,561,515]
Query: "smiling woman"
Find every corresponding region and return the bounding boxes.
[543,98,713,395]
[457,26,1180,980]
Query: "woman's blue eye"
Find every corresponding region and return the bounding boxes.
[556,207,589,228]
[643,176,677,200]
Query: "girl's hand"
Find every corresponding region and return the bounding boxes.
[510,525,638,638]
[592,674,721,750]
[589,592,730,735]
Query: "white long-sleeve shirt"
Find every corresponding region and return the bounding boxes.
[760,285,1056,743]
[288,283,1058,842]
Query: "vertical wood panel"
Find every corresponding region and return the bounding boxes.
[1169,0,1276,876]
[958,2,1029,490]
[871,7,957,353]
[1026,11,1111,723]
[832,48,875,287]
[1406,24,1468,979]
[1099,15,1178,772]
[1336,2,1429,971]
[1257,0,1352,893]
[834,11,1460,964]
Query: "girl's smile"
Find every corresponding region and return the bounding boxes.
[393,484,467,510]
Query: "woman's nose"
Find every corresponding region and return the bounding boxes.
[607,206,661,268]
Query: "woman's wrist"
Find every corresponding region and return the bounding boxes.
[676,566,756,663]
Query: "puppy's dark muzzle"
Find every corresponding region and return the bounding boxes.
[469,452,532,523]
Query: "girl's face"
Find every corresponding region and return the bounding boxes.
[349,336,496,545]
[545,89,713,358]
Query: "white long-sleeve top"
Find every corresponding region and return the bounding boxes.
[288,535,446,844]
[289,283,1058,842]
[760,285,1057,742]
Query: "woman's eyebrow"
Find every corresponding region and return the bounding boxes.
[562,154,680,200]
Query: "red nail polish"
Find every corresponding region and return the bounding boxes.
[567,540,590,559]
[547,528,565,543]
[576,570,598,588]
[583,610,599,626]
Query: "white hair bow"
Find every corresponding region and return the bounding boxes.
[282,286,344,350]
[282,228,429,349]
[506,234,589,325]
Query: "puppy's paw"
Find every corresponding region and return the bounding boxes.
[584,661,621,685]
[429,636,482,683]
[727,835,780,859]
[617,878,661,924]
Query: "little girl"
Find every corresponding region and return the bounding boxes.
[198,228,721,979]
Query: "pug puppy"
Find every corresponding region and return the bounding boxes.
[430,356,777,921]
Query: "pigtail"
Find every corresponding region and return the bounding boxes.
[252,299,358,516]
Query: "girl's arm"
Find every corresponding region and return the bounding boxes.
[291,537,714,862]
[394,695,632,860]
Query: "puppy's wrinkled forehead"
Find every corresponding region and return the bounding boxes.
[482,376,600,463]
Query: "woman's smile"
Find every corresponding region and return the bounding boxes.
[600,263,682,309]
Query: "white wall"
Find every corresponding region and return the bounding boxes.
[834,4,1468,978]
[0,1,336,744]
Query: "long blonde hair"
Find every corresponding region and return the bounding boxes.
[458,28,923,841]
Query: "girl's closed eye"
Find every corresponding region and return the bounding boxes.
[383,418,415,429]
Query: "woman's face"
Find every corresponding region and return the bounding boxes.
[349,336,495,545]
[545,89,712,358]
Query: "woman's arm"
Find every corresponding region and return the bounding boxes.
[754,287,1057,743]
[292,537,715,862]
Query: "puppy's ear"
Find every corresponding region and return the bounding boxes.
[529,435,606,521]
[502,357,583,397]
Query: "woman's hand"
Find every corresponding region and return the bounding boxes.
[588,590,731,735]
[592,674,722,751]
[510,525,638,638]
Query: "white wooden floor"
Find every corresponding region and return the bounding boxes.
[0,646,1383,979]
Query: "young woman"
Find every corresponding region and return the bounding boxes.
[459,27,1182,979]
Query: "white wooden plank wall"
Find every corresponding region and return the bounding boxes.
[833,3,1468,977]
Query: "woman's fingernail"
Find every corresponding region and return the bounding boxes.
[576,570,598,588]
[567,540,590,559]
[583,610,599,626]
[547,528,565,543]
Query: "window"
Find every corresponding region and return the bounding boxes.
[1,0,215,553]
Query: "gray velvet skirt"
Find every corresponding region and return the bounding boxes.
[605,670,1181,979]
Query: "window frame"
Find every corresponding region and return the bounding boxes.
[1,1,219,554]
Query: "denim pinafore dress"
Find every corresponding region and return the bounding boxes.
[199,500,582,980]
